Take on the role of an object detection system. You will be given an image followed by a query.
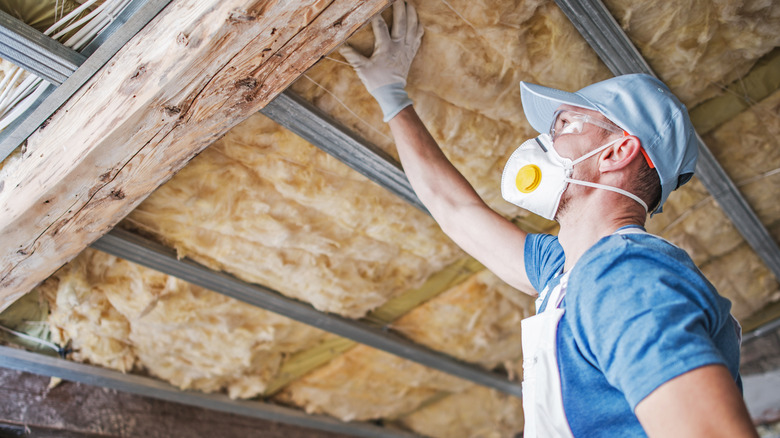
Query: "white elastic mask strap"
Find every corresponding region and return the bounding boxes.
[571,137,623,167]
[563,178,649,213]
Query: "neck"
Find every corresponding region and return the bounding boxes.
[556,196,646,272]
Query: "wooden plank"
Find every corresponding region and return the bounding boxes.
[0,367,350,438]
[0,0,392,311]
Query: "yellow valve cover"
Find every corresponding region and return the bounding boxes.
[515,164,542,193]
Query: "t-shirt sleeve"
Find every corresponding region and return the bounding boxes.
[567,237,730,410]
[524,233,565,293]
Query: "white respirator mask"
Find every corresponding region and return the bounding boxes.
[501,133,648,220]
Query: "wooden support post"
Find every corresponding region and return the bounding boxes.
[0,0,391,311]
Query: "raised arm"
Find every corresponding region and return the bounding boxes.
[340,2,534,293]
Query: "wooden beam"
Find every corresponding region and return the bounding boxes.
[0,0,391,311]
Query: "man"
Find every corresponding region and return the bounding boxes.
[339,2,758,437]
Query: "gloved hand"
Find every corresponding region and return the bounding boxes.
[339,1,424,122]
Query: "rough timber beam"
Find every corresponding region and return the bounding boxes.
[0,0,393,311]
[554,0,780,282]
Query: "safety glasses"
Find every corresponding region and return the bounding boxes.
[549,109,654,168]
[549,109,625,142]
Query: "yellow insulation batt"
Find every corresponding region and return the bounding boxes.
[273,269,533,424]
[124,112,462,319]
[603,0,780,106]
[399,385,524,438]
[16,0,780,434]
[291,0,611,218]
[274,344,471,422]
[40,249,328,399]
[700,88,780,315]
[392,269,535,371]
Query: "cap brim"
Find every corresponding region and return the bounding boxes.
[520,82,597,134]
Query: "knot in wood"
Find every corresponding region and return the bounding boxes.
[228,9,257,23]
[236,78,258,90]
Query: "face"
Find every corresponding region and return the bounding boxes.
[551,105,623,219]
[550,104,620,160]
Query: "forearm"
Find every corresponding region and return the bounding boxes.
[388,106,484,220]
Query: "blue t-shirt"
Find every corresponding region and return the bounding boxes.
[524,227,742,437]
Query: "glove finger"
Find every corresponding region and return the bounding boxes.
[391,1,407,41]
[371,16,391,53]
[338,44,367,66]
[405,2,420,44]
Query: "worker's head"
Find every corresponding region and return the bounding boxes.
[518,74,698,214]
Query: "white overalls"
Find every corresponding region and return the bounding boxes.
[520,228,743,437]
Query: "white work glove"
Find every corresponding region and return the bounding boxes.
[339,1,424,122]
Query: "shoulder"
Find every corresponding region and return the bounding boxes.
[571,231,700,290]
[524,233,565,293]
[566,231,730,336]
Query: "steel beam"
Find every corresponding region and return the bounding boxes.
[261,90,428,214]
[0,10,85,85]
[91,228,523,399]
[0,346,416,438]
[0,0,172,162]
[554,0,780,282]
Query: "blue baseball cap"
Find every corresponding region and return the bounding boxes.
[519,73,698,213]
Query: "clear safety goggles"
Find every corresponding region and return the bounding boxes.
[549,109,625,142]
[549,109,654,168]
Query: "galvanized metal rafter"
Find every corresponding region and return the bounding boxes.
[0,345,417,438]
[261,90,428,214]
[0,10,85,84]
[0,0,172,162]
[554,0,780,281]
[91,228,523,398]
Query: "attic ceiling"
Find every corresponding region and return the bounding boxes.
[0,0,779,436]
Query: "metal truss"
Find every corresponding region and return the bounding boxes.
[91,228,523,398]
[0,0,172,161]
[0,345,417,438]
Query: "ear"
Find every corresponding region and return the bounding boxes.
[598,135,642,173]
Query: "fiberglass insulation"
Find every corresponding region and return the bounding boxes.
[399,385,525,438]
[274,269,531,422]
[28,0,780,434]
[602,0,780,106]
[123,112,462,319]
[40,248,328,399]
